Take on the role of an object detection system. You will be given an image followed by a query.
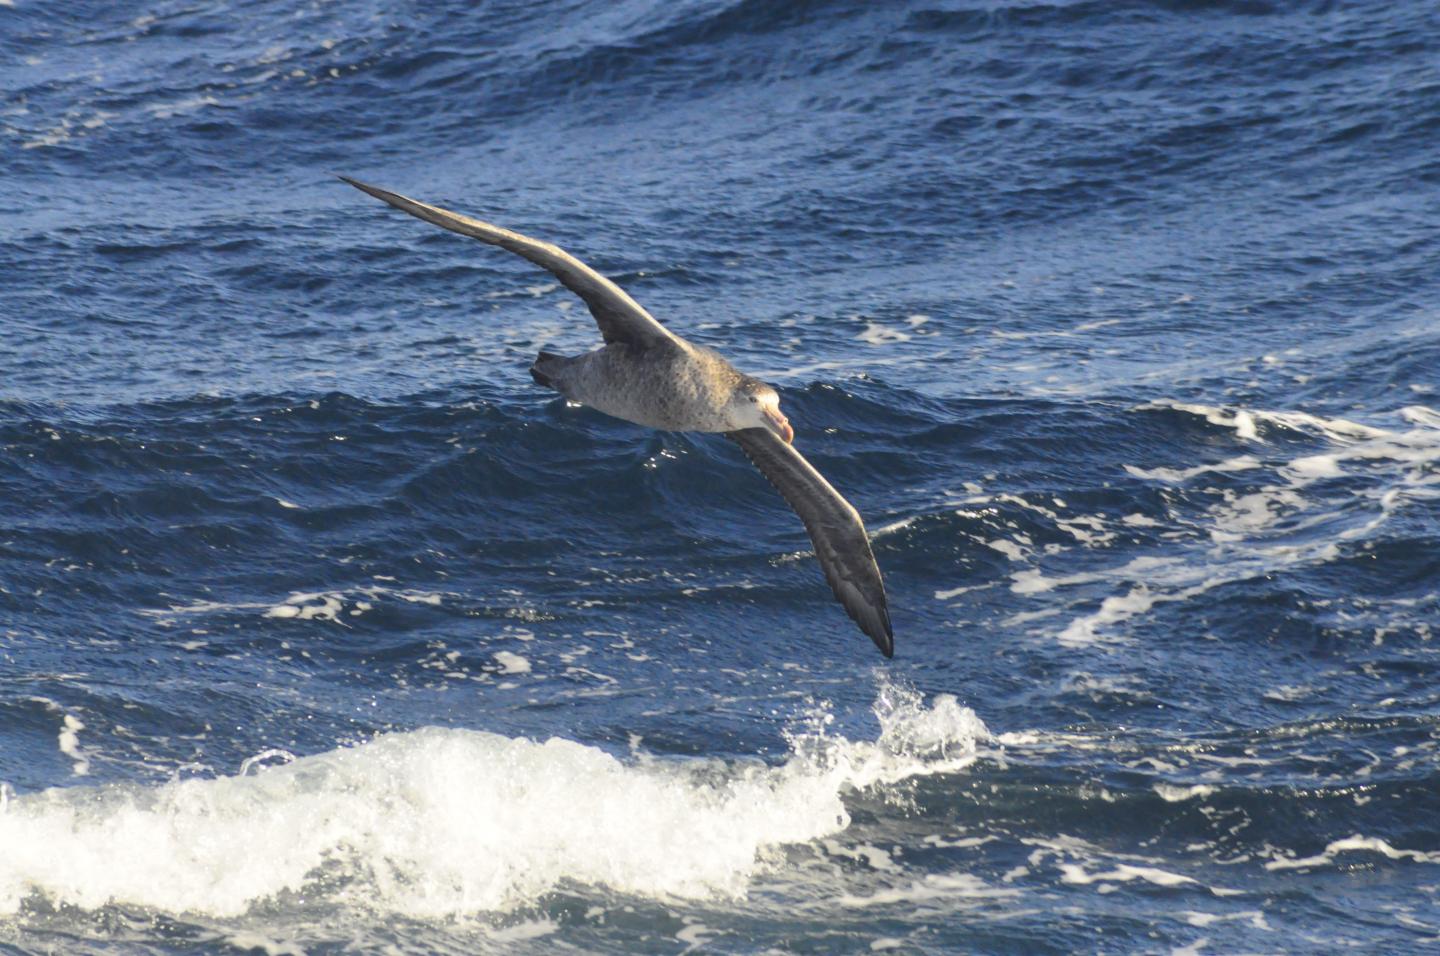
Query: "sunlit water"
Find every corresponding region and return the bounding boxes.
[2,0,1438,952]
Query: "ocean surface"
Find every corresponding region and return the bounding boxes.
[2,0,1438,952]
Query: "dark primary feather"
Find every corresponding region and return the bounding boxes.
[342,177,893,657]
[339,177,680,349]
[727,428,894,658]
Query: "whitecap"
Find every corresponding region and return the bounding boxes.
[0,681,986,919]
[1264,835,1440,871]
[493,651,532,675]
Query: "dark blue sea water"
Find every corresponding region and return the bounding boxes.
[3,0,1439,952]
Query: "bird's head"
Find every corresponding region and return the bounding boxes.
[730,378,793,443]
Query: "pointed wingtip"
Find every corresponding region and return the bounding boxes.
[337,177,449,230]
[338,176,393,203]
[872,615,895,659]
[859,602,894,658]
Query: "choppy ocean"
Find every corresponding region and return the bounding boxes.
[3,0,1438,952]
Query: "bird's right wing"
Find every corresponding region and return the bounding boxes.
[727,428,894,657]
[340,178,683,349]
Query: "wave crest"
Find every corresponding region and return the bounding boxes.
[0,680,985,919]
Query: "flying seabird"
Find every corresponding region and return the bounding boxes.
[341,178,894,658]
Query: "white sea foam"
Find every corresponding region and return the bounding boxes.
[1154,783,1216,803]
[992,493,1116,547]
[1149,401,1412,445]
[1153,403,1260,441]
[264,592,344,621]
[1016,835,1242,900]
[1058,862,1195,887]
[57,714,89,777]
[146,94,222,119]
[27,698,91,777]
[872,515,919,538]
[1057,586,1159,646]
[1183,910,1272,930]
[837,872,1019,908]
[856,321,912,345]
[143,585,448,625]
[986,538,1029,562]
[492,651,532,675]
[1123,455,1261,483]
[1401,404,1440,428]
[1263,835,1440,871]
[1061,673,1149,700]
[1034,402,1440,644]
[0,680,986,919]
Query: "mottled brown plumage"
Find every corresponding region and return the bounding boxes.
[342,177,894,657]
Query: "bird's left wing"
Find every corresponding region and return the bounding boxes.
[340,178,682,349]
[727,428,894,657]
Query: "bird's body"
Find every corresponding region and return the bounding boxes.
[342,177,895,657]
[534,342,748,434]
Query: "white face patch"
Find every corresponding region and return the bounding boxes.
[752,391,782,428]
[728,388,781,431]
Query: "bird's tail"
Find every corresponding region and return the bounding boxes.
[530,351,568,389]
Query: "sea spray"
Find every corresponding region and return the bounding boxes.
[0,683,987,920]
